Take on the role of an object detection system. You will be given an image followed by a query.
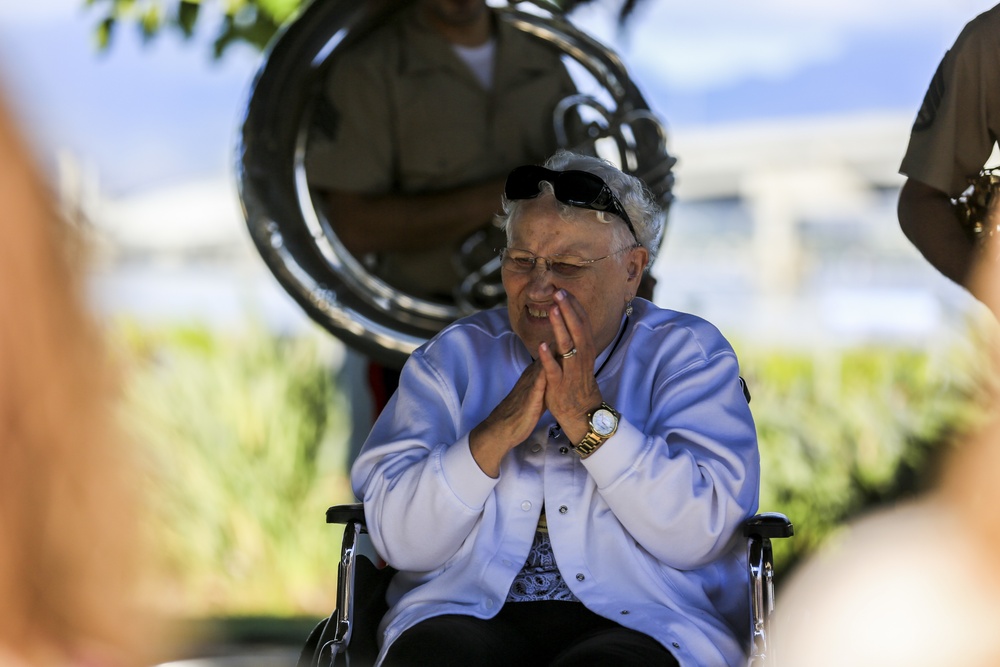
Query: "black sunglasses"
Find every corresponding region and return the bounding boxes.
[504,165,639,244]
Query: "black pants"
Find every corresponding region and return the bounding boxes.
[382,601,679,667]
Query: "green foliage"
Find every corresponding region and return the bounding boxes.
[85,0,304,57]
[82,0,624,59]
[116,320,354,616]
[113,318,988,615]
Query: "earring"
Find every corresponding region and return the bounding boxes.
[625,299,633,317]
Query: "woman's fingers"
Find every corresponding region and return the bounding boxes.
[480,361,545,436]
[554,290,592,356]
[470,362,547,476]
[538,342,601,441]
[538,291,603,438]
[548,305,576,360]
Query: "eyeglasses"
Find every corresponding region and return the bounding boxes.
[504,165,639,244]
[499,246,635,278]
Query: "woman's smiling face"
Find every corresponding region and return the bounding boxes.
[502,194,647,358]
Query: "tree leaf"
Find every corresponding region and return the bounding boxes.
[178,0,200,38]
[95,15,115,51]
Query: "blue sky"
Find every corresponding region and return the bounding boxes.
[0,0,996,195]
[575,0,996,123]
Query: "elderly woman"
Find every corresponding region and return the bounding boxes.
[351,150,760,667]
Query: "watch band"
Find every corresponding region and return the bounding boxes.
[573,402,620,459]
[574,430,607,459]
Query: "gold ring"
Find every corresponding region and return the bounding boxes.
[560,347,578,359]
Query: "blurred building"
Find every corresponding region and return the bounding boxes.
[67,110,982,349]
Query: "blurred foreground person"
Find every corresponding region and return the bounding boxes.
[0,93,154,666]
[774,235,1000,666]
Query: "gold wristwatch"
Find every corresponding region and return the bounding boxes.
[573,402,620,459]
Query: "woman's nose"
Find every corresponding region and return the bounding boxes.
[525,262,557,294]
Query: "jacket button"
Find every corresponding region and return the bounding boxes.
[558,505,568,514]
[521,501,532,511]
[576,573,585,581]
[559,447,569,454]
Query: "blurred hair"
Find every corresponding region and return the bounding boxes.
[774,234,1000,666]
[0,93,150,666]
[498,150,664,262]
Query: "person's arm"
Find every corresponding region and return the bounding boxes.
[597,357,758,568]
[308,36,507,258]
[528,292,757,569]
[323,176,506,256]
[351,334,545,570]
[350,348,497,571]
[897,177,976,287]
[468,359,546,479]
[896,10,1000,292]
[578,322,760,570]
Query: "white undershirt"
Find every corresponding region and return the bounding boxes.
[452,39,496,90]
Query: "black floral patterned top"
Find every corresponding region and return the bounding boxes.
[507,508,578,602]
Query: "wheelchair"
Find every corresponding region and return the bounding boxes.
[297,504,793,667]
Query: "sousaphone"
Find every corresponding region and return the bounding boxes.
[236,0,675,368]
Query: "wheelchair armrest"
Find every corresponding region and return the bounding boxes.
[744,512,792,666]
[303,503,386,666]
[327,503,366,525]
[743,512,793,540]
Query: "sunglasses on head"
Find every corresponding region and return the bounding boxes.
[504,165,639,244]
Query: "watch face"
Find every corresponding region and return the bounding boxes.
[592,408,617,437]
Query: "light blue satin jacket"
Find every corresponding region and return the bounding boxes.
[351,299,760,667]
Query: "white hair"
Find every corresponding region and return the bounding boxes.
[497,150,665,262]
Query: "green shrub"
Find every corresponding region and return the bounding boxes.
[741,335,986,571]
[116,321,354,616]
[114,319,989,615]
